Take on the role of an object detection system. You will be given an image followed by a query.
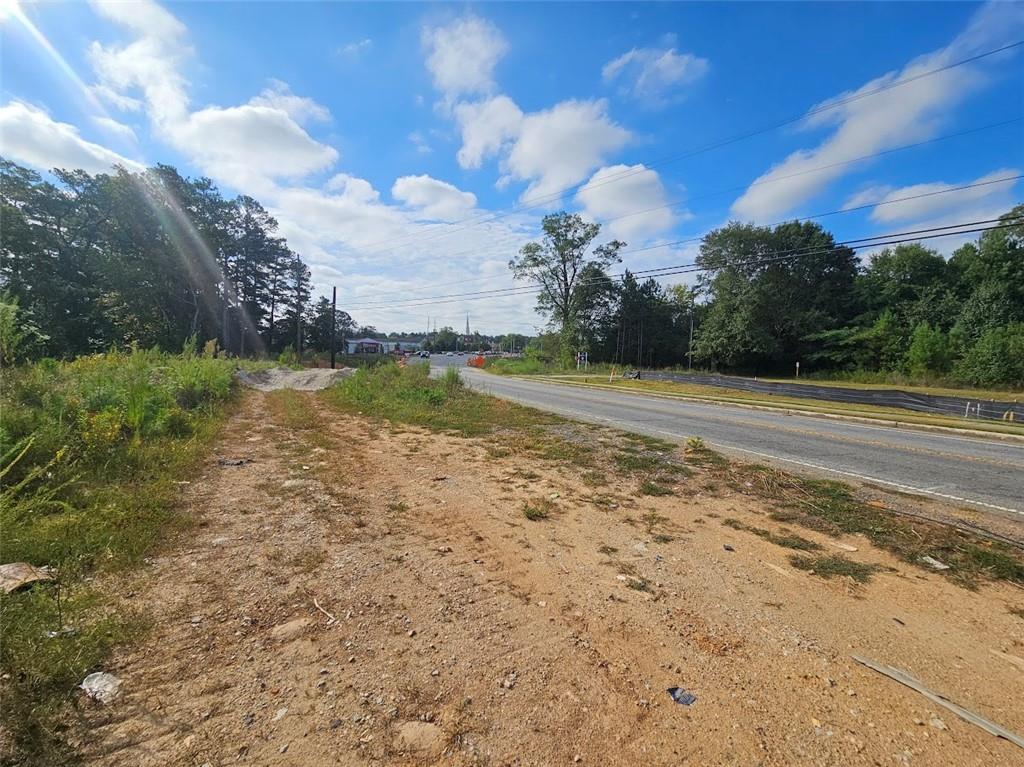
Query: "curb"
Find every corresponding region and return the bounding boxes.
[508,375,1024,444]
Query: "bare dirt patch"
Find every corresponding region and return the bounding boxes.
[237,367,353,391]
[76,391,1024,766]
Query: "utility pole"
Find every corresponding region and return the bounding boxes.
[687,308,694,373]
[330,285,337,370]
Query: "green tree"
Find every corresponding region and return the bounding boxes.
[509,212,624,365]
[904,322,951,377]
[693,220,858,372]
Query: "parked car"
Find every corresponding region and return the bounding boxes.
[445,351,453,357]
[418,350,430,358]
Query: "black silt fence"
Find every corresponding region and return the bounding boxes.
[638,372,1023,423]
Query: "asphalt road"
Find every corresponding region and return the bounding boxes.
[424,355,1024,520]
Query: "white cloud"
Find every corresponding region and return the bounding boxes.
[453,95,523,169]
[731,1,1024,223]
[576,164,677,242]
[602,46,708,104]
[0,100,142,173]
[87,1,338,192]
[324,173,380,203]
[408,131,432,154]
[339,38,372,57]
[421,15,508,103]
[504,99,631,202]
[90,83,143,112]
[841,185,893,210]
[392,175,477,221]
[857,168,1020,223]
[248,79,330,125]
[92,114,138,143]
[172,104,338,192]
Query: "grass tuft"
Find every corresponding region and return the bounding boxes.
[523,498,555,521]
[788,554,880,583]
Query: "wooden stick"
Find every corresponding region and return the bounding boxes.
[852,655,1024,750]
[313,597,337,624]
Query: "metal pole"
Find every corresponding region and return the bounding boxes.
[687,309,694,373]
[330,285,337,370]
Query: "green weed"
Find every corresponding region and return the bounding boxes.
[523,498,555,521]
[788,554,880,583]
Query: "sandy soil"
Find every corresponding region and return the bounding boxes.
[77,391,1024,766]
[236,368,353,391]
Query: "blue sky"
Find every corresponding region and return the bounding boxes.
[2,1,1022,333]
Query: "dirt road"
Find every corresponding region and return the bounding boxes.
[78,390,1024,765]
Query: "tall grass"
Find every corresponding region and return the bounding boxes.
[0,348,237,764]
[322,361,543,436]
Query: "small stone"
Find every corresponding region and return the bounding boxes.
[279,744,289,754]
[929,716,947,731]
[348,656,356,663]
[242,713,255,726]
[430,669,440,677]
[190,615,203,624]
[407,629,416,637]
[330,718,342,729]
[273,707,288,722]
[723,544,735,552]
[574,756,582,763]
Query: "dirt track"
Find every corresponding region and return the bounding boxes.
[78,391,1024,766]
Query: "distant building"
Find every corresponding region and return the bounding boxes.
[346,337,383,354]
[344,337,422,354]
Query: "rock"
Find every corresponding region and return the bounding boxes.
[723,544,735,552]
[281,479,311,489]
[430,669,440,676]
[273,707,288,722]
[929,716,947,731]
[920,555,950,571]
[81,672,122,703]
[394,721,446,757]
[0,562,53,594]
[242,713,255,727]
[271,617,313,641]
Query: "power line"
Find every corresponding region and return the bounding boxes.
[344,218,1017,312]
[343,123,1022,301]
[342,174,1022,307]
[347,40,1024,256]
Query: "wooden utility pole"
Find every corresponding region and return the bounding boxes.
[330,286,337,370]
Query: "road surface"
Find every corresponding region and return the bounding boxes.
[424,355,1024,520]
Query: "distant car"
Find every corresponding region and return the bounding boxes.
[445,351,453,357]
[418,350,430,358]
[457,351,465,356]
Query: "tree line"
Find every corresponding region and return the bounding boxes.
[511,208,1024,387]
[0,158,360,362]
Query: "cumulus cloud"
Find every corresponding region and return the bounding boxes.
[853,168,1020,223]
[88,0,337,191]
[392,175,477,221]
[248,79,331,125]
[602,46,708,104]
[421,15,508,103]
[575,164,678,242]
[503,99,631,202]
[324,173,381,203]
[731,1,1023,223]
[0,100,142,173]
[453,95,523,169]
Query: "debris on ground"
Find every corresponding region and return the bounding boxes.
[723,544,735,552]
[852,655,1024,750]
[0,562,53,594]
[81,672,122,704]
[920,555,951,571]
[667,687,697,705]
[217,457,252,466]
